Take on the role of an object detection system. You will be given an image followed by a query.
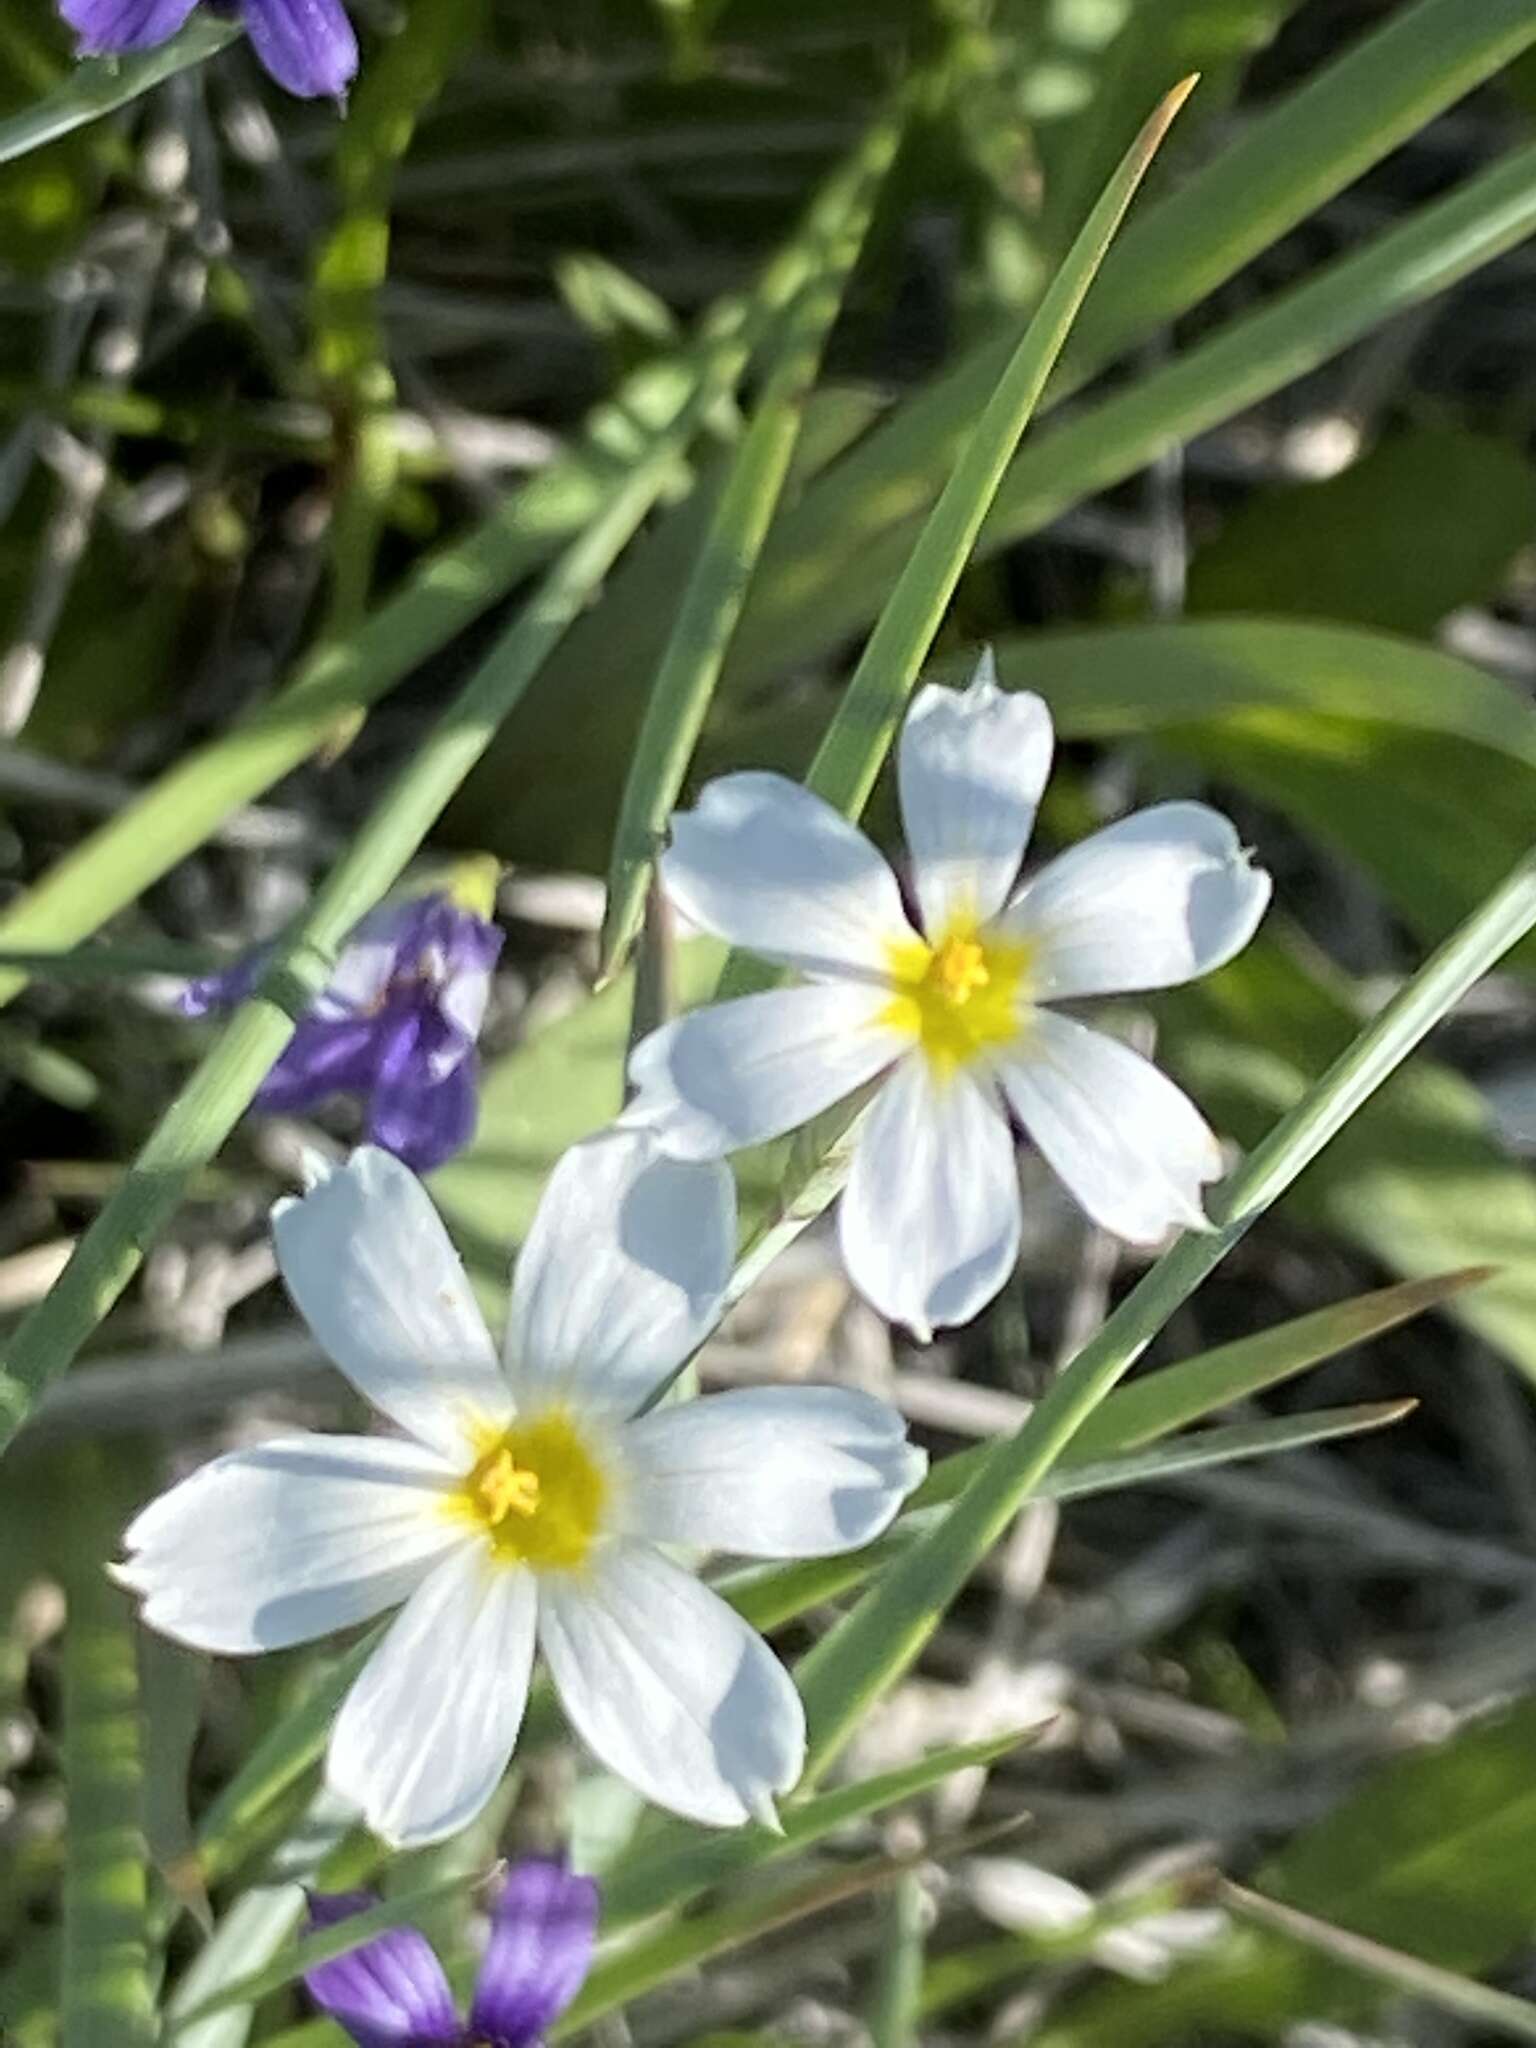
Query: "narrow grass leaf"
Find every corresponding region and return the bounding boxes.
[0,17,238,167]
[599,100,902,975]
[60,1494,154,2048]
[1216,1880,1536,2044]
[798,76,1196,827]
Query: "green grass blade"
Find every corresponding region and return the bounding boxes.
[789,846,1536,1784]
[1216,1880,1536,2044]
[793,0,1536,563]
[60,1491,154,2048]
[598,102,903,978]
[730,138,1536,690]
[1067,1268,1485,1458]
[0,17,238,167]
[868,1873,926,2048]
[0,123,886,1017]
[600,1726,1036,1937]
[0,360,746,1445]
[797,76,1196,827]
[308,0,486,652]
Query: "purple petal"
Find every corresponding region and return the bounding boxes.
[58,0,199,54]
[304,1892,462,2048]
[253,1015,385,1112]
[242,0,357,96]
[469,1860,599,2048]
[368,1029,480,1172]
[432,910,503,1069]
[179,943,273,1018]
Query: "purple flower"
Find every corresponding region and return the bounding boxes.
[183,880,503,1173]
[57,0,358,100]
[304,1860,598,2048]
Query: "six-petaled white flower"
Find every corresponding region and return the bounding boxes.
[625,654,1272,1338]
[116,1133,924,1846]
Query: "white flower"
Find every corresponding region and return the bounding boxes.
[626,653,1271,1338]
[116,1135,925,1847]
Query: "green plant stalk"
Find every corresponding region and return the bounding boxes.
[0,116,899,1017]
[1216,1880,1536,2043]
[0,16,238,166]
[0,361,746,1447]
[802,75,1196,825]
[310,0,486,663]
[792,845,1536,1782]
[868,1872,927,2048]
[61,1513,154,2048]
[599,104,902,977]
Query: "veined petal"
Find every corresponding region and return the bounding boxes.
[117,1435,460,1656]
[900,656,1054,935]
[243,0,359,99]
[328,1545,536,1848]
[507,1129,733,1416]
[469,1860,599,2048]
[663,772,913,980]
[839,1058,1021,1340]
[621,1386,925,1557]
[539,1542,804,1827]
[626,983,906,1161]
[272,1147,509,1460]
[303,1893,460,2048]
[367,1018,480,1173]
[253,1016,384,1112]
[1004,801,1271,999]
[1000,1011,1222,1244]
[58,0,197,53]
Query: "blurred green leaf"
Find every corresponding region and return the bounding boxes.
[1185,428,1535,633]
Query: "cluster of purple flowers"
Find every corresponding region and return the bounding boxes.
[59,0,357,100]
[183,874,503,1173]
[306,1860,598,2048]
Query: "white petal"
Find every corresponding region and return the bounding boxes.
[272,1147,509,1461]
[118,1435,460,1655]
[626,983,907,1161]
[839,1058,1021,1340]
[662,772,913,979]
[506,1128,734,1416]
[1004,801,1271,999]
[621,1387,926,1557]
[539,1541,804,1827]
[1000,1011,1223,1244]
[327,1545,536,1848]
[899,658,1054,935]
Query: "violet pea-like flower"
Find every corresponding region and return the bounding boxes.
[57,0,358,101]
[304,1858,597,2048]
[182,872,503,1174]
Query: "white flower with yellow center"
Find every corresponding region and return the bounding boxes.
[115,1135,924,1847]
[627,654,1272,1338]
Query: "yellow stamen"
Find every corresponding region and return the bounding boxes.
[453,1408,608,1572]
[472,1447,541,1525]
[883,916,1033,1077]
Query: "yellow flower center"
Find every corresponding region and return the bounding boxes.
[454,1408,608,1572]
[883,916,1033,1077]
